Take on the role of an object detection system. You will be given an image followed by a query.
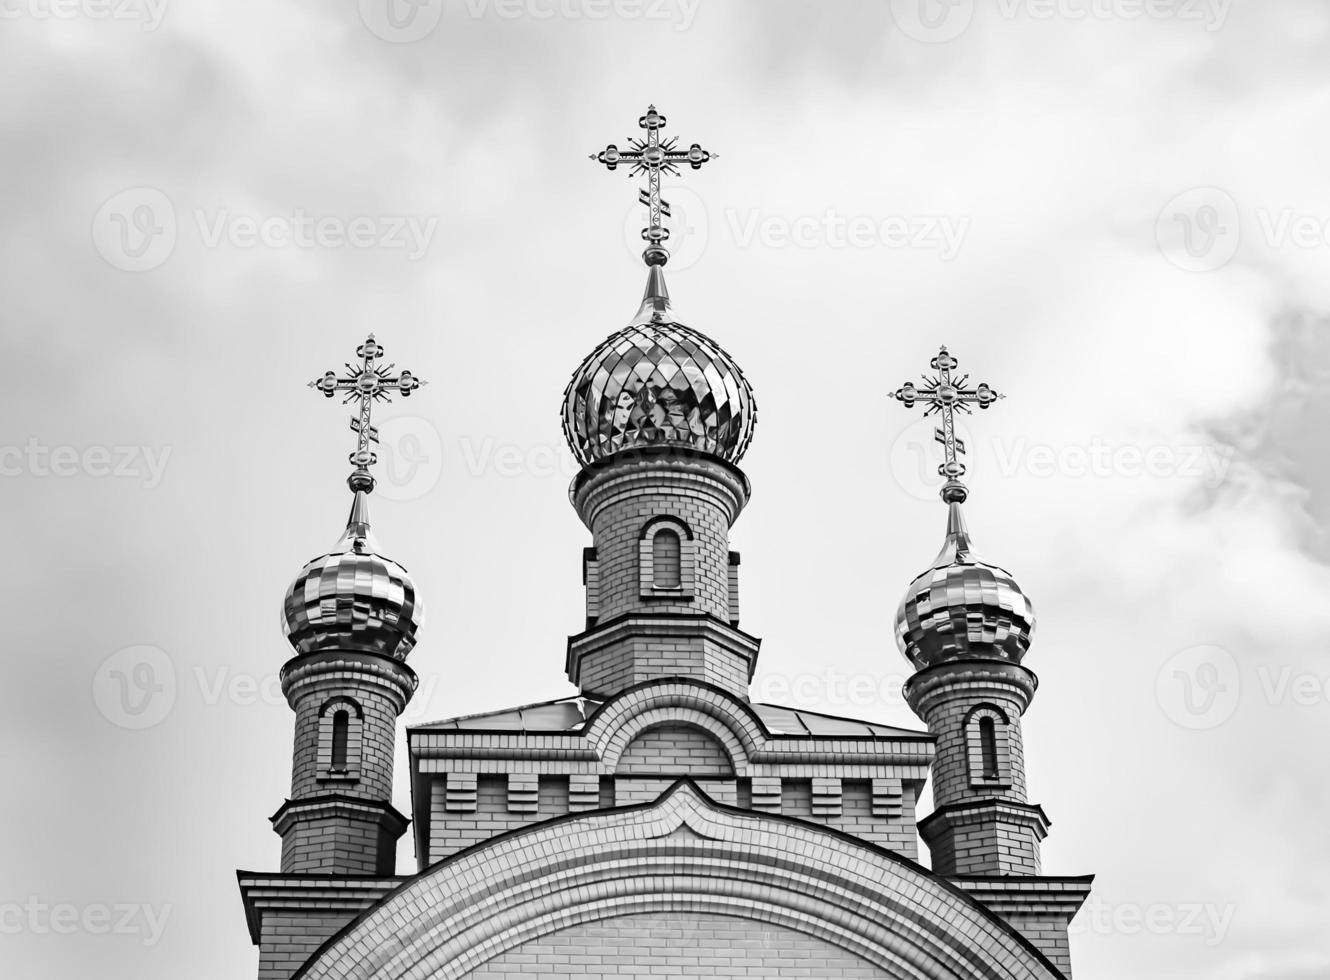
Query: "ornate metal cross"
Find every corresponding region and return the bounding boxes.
[894,345,1002,503]
[309,335,424,493]
[591,105,715,267]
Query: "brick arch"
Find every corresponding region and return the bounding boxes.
[615,717,737,775]
[582,679,765,775]
[293,782,1060,980]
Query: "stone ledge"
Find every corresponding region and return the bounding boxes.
[236,873,406,945]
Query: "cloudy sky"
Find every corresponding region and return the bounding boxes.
[4,0,1330,977]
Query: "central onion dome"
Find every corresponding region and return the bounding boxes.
[896,502,1035,670]
[282,492,422,660]
[562,268,756,467]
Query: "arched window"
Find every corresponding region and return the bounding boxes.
[331,710,350,771]
[978,716,998,780]
[652,530,682,588]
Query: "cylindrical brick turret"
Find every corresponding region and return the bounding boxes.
[905,660,1048,876]
[566,448,759,700]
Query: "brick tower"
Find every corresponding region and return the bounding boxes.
[898,498,1047,875]
[274,489,419,875]
[892,346,1088,973]
[563,267,760,700]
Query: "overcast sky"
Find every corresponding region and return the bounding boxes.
[4,1,1330,978]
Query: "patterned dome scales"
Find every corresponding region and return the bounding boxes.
[562,268,756,467]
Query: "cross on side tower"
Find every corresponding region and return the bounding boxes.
[591,105,715,267]
[309,335,425,493]
[893,345,1002,504]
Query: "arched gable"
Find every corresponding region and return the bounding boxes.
[294,781,1061,980]
[582,679,764,774]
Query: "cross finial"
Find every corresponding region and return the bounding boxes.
[893,345,1003,504]
[591,105,716,267]
[309,335,425,494]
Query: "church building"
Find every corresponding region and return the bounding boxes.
[237,107,1093,980]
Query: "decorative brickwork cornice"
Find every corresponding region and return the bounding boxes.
[905,658,1039,717]
[280,651,418,712]
[565,612,761,698]
[570,446,751,530]
[270,794,410,838]
[919,798,1052,844]
[290,780,1063,980]
[236,873,405,945]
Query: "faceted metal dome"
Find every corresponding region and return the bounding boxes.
[896,503,1035,670]
[562,268,756,467]
[282,493,422,661]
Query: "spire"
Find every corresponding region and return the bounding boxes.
[333,490,379,556]
[930,500,976,568]
[631,263,672,325]
[591,104,716,269]
[309,334,426,495]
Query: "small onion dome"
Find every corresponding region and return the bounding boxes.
[895,501,1035,670]
[282,492,422,660]
[562,267,756,467]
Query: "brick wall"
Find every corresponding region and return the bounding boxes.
[618,723,734,774]
[258,912,354,980]
[463,912,883,979]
